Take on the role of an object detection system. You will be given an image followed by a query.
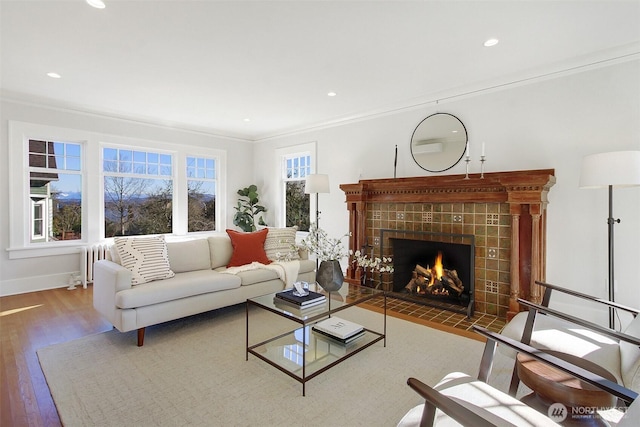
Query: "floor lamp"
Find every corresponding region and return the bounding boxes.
[305,174,330,271]
[579,150,640,329]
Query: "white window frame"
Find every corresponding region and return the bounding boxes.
[31,199,46,240]
[8,121,228,259]
[186,154,219,234]
[8,122,90,259]
[274,141,317,230]
[101,144,175,237]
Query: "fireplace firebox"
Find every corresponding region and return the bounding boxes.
[383,230,475,318]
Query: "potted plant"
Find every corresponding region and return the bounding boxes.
[232,184,267,232]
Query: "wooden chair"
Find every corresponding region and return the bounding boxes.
[397,325,638,427]
[500,281,640,395]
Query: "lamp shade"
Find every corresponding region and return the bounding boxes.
[305,174,330,194]
[579,151,640,189]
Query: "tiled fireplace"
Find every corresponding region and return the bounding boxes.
[340,169,556,320]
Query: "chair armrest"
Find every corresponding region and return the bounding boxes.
[517,298,640,347]
[473,326,638,404]
[406,378,499,427]
[535,281,640,316]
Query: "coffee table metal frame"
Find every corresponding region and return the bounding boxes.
[246,283,386,396]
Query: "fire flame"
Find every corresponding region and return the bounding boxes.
[434,251,443,280]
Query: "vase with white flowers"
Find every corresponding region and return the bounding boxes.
[351,249,394,290]
[299,222,350,292]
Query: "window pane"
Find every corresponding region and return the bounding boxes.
[66,157,81,171]
[285,180,309,231]
[50,174,82,241]
[119,150,132,162]
[29,140,83,244]
[187,180,216,232]
[186,156,216,232]
[104,176,172,237]
[133,151,146,162]
[66,144,81,157]
[104,148,117,161]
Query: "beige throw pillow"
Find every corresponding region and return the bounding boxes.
[114,235,175,285]
[264,227,300,261]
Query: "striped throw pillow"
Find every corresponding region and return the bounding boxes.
[264,227,300,261]
[114,235,175,285]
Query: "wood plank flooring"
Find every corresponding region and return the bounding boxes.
[0,286,505,426]
[1,287,111,426]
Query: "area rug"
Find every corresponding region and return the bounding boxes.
[38,304,515,426]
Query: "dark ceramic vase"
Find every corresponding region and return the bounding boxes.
[316,260,344,292]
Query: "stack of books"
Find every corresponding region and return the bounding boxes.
[274,289,326,309]
[312,316,365,344]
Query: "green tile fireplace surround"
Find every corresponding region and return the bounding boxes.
[340,169,556,320]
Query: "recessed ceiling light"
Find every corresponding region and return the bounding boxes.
[243,118,251,122]
[86,0,106,9]
[47,72,61,79]
[484,38,499,47]
[327,92,337,97]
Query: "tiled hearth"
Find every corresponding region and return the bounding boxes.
[362,296,506,340]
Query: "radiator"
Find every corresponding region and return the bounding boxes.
[81,243,111,286]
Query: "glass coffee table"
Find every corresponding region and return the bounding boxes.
[246,282,386,396]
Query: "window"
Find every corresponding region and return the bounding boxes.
[103,147,173,237]
[186,156,217,232]
[28,140,82,243]
[283,153,311,231]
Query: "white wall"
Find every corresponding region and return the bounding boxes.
[254,60,640,327]
[0,99,256,295]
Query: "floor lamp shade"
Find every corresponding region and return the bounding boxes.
[579,150,640,329]
[579,151,640,189]
[305,174,330,194]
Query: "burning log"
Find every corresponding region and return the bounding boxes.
[404,262,464,297]
[440,269,464,296]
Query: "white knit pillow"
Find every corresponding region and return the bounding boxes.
[114,235,175,285]
[264,227,300,261]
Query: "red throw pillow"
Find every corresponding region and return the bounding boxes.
[226,229,272,267]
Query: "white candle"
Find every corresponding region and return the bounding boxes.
[481,142,486,157]
[465,142,470,158]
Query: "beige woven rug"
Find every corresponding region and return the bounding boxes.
[38,304,514,426]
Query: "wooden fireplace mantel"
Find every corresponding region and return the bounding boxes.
[340,169,556,319]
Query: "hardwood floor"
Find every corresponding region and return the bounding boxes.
[0,286,505,426]
[0,287,111,426]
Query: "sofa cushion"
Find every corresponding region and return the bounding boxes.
[114,235,175,285]
[166,239,211,273]
[226,229,271,267]
[115,270,241,309]
[264,227,300,261]
[208,234,233,269]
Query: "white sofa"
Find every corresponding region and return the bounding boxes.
[93,233,316,346]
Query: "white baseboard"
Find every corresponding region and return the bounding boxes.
[0,272,79,297]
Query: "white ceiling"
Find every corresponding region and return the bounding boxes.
[1,1,639,141]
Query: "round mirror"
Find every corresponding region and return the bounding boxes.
[410,113,468,172]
